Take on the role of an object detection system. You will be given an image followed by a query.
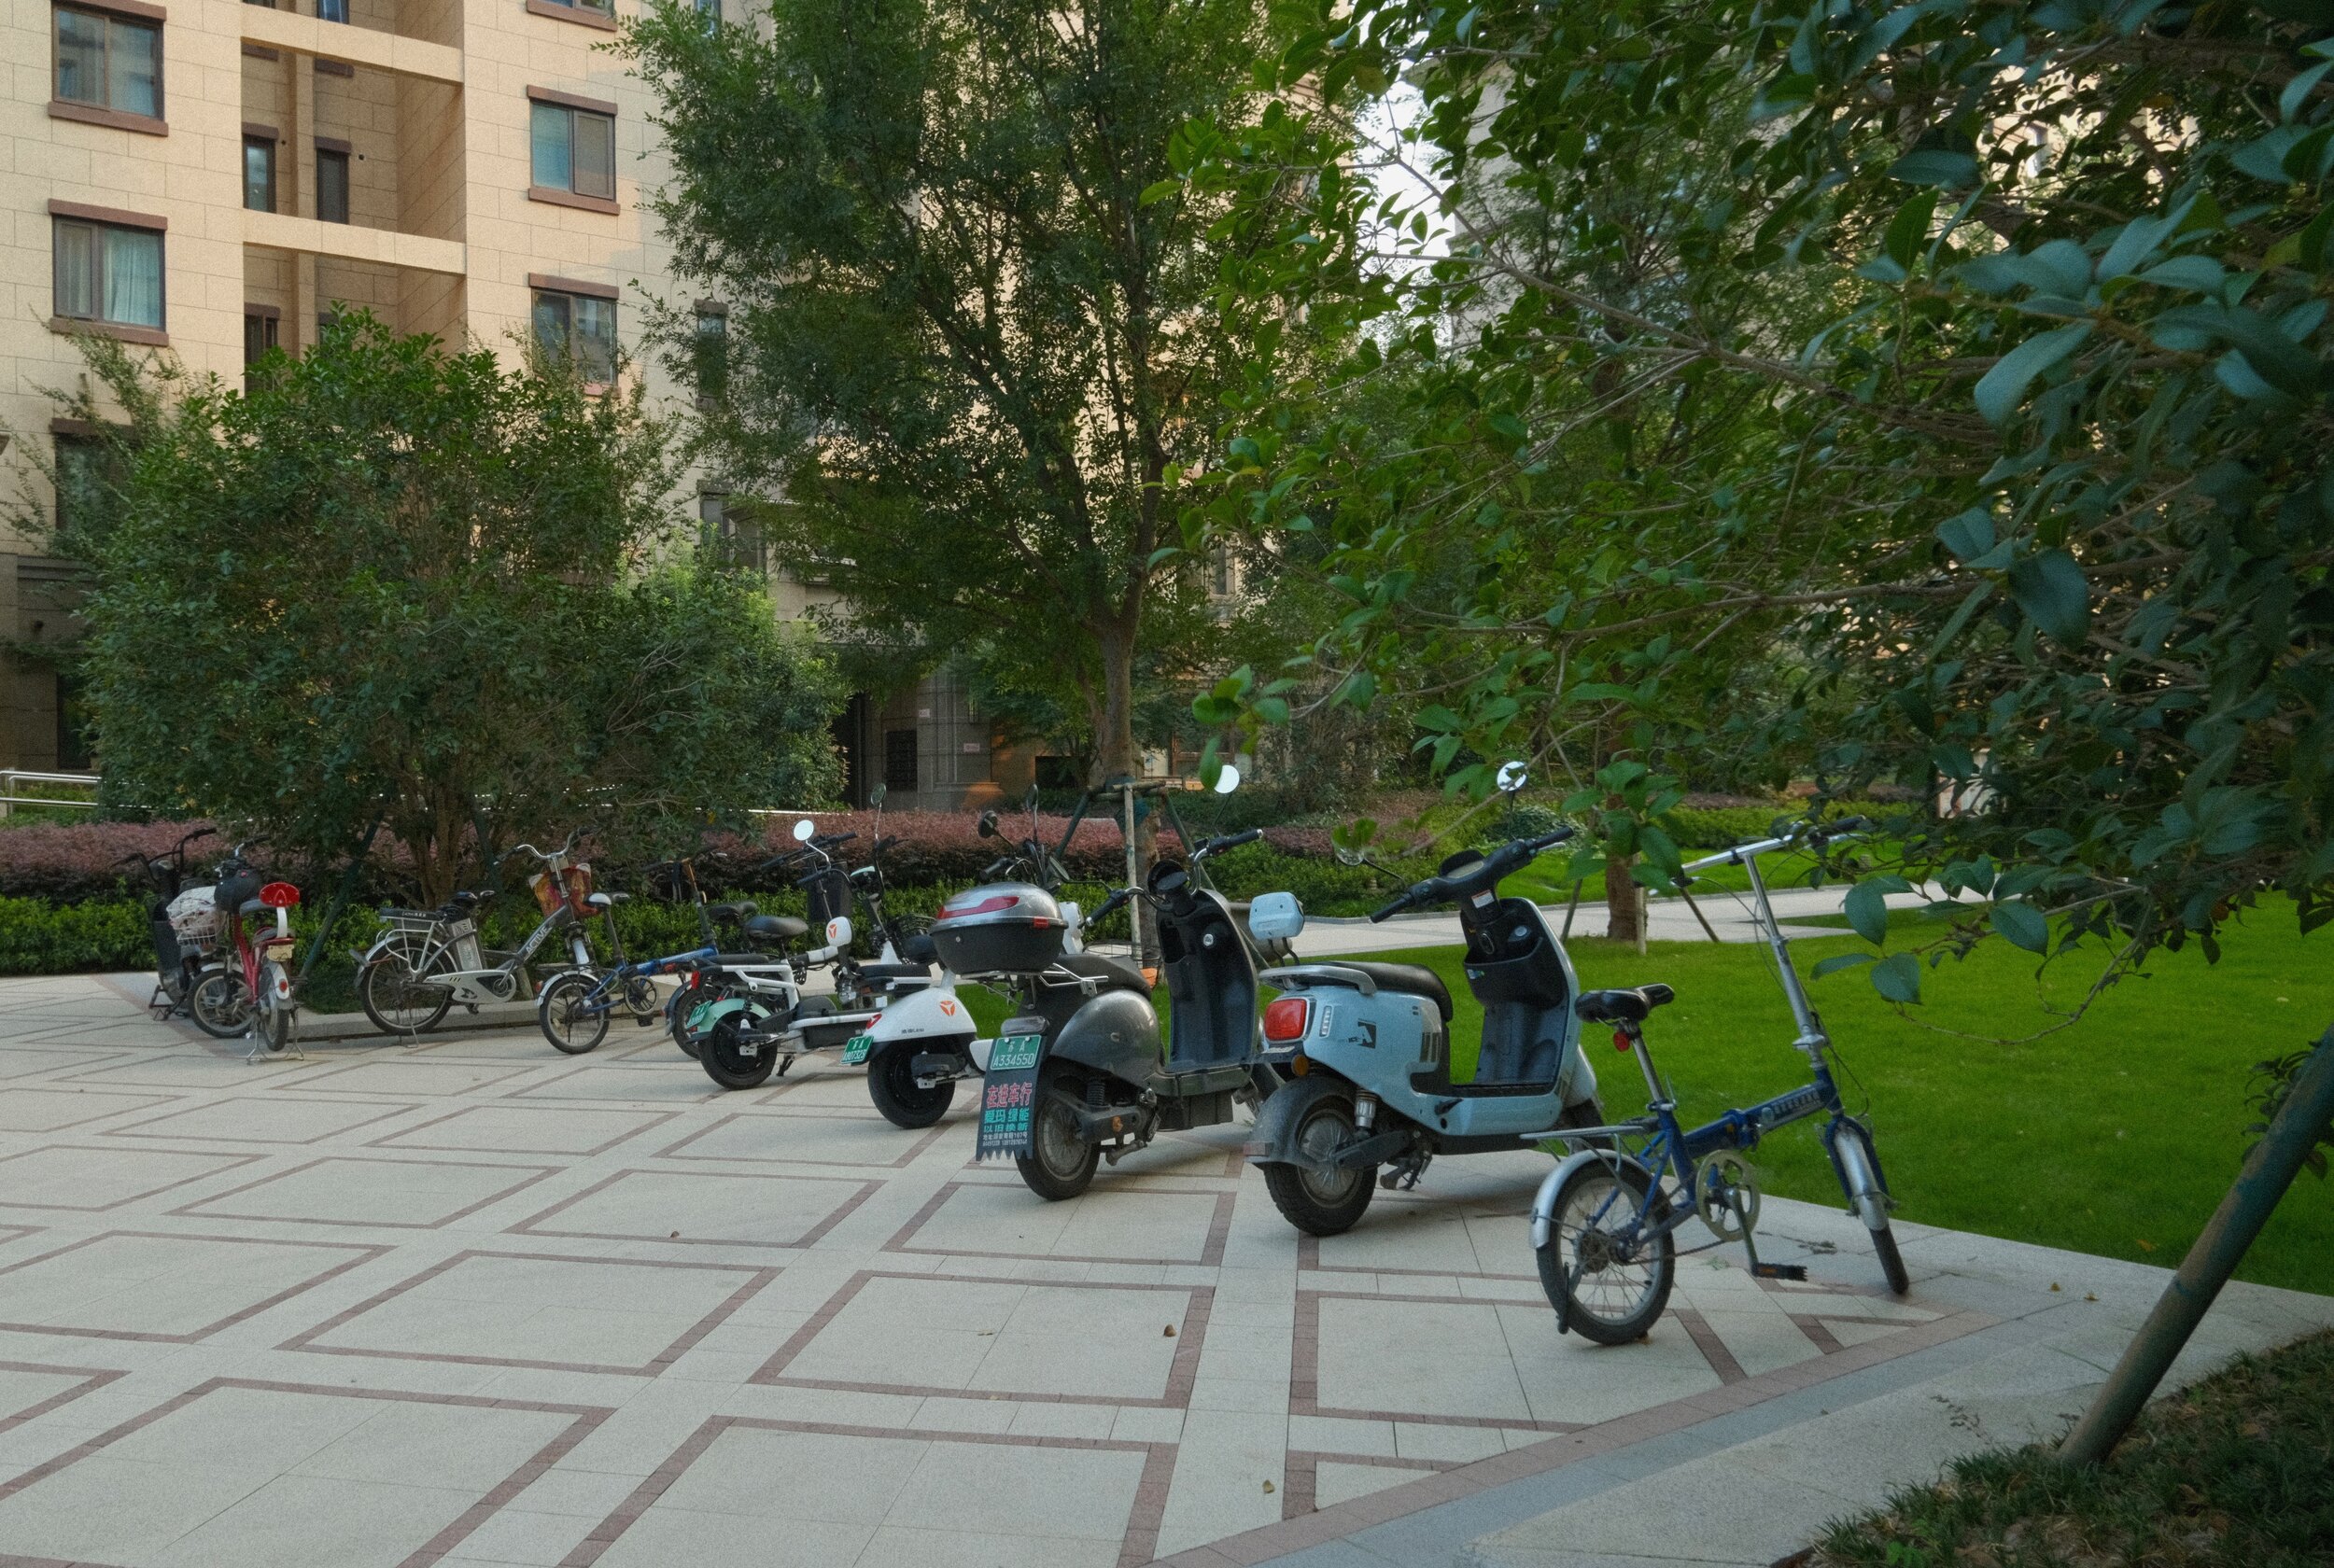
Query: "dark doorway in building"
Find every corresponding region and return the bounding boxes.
[54,673,94,772]
[884,728,919,793]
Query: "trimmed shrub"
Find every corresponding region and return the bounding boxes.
[0,896,151,974]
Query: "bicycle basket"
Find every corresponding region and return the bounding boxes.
[166,887,219,948]
[563,862,595,916]
[529,872,564,918]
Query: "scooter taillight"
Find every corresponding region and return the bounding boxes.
[1263,997,1312,1043]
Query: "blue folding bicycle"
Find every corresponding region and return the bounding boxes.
[1528,818,1908,1344]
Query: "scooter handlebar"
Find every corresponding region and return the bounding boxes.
[1370,827,1571,922]
[1196,828,1262,860]
[1090,887,1139,925]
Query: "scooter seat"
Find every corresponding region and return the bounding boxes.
[1335,961,1454,1022]
[857,962,931,983]
[1575,985,1676,1024]
[1046,951,1150,994]
[901,932,939,965]
[237,896,270,918]
[747,914,808,944]
[708,902,759,923]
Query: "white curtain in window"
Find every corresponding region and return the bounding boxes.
[111,20,159,117]
[103,228,162,328]
[54,222,97,318]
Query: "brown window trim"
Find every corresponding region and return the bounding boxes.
[49,199,165,231]
[524,0,617,29]
[49,417,114,439]
[49,101,168,135]
[694,299,727,315]
[314,133,352,154]
[528,273,618,301]
[50,317,169,347]
[242,121,278,141]
[527,185,618,215]
[314,57,353,76]
[65,0,165,20]
[526,84,618,116]
[242,42,277,58]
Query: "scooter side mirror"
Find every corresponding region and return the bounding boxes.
[977,809,1000,839]
[792,818,816,843]
[868,783,887,808]
[1248,890,1305,943]
[1497,760,1529,794]
[1214,763,1242,795]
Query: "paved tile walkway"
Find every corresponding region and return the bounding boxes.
[0,972,2322,1568]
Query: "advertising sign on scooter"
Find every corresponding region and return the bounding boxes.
[974,1030,1046,1160]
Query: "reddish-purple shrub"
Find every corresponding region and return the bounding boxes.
[0,819,227,902]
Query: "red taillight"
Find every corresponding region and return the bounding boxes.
[1613,1030,1633,1053]
[937,893,1020,921]
[259,881,302,909]
[1263,996,1311,1043]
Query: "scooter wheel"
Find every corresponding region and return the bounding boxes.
[700,1010,779,1090]
[1261,1078,1376,1236]
[1016,1072,1098,1201]
[866,1041,957,1128]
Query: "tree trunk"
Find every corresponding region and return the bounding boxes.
[1606,854,1645,950]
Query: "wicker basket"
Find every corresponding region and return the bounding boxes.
[529,863,596,918]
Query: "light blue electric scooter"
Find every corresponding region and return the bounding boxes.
[1244,767,1607,1235]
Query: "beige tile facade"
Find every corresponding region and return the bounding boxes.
[0,0,700,769]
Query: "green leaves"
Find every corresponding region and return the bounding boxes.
[2006,550,2089,643]
[1990,900,2048,953]
[1870,952,1922,1004]
[1974,325,2091,427]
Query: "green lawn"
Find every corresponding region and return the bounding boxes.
[1338,916,2333,1296]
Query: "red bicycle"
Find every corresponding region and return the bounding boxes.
[187,841,304,1056]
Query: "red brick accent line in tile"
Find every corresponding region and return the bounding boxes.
[0,1376,611,1568]
[0,1143,261,1211]
[171,1155,564,1229]
[1278,1449,1449,1522]
[1296,1219,1538,1283]
[0,1230,387,1343]
[1671,1306,1750,1384]
[280,1248,780,1377]
[1290,1289,1584,1433]
[1789,1313,1847,1354]
[880,1181,1239,1267]
[371,1104,679,1158]
[1156,1307,2000,1568]
[105,1096,422,1145]
[506,1063,721,1103]
[301,1058,535,1095]
[505,1167,881,1249]
[0,1362,125,1435]
[750,1268,1216,1407]
[554,1414,1175,1568]
[654,1110,950,1169]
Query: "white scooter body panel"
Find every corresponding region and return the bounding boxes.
[865,983,978,1048]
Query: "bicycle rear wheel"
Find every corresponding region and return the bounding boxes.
[1537,1157,1675,1345]
[359,939,454,1036]
[537,971,610,1055]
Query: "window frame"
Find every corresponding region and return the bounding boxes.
[316,140,351,224]
[49,0,165,133]
[693,301,728,403]
[242,128,277,214]
[527,275,619,385]
[49,203,166,343]
[526,88,619,212]
[524,0,616,31]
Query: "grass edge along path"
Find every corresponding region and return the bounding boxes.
[1341,917,2334,1297]
[1803,1329,2334,1568]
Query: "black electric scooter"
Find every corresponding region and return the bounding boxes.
[115,826,220,1021]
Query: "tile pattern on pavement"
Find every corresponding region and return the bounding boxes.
[0,973,2315,1568]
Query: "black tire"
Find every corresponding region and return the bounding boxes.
[668,979,722,1058]
[189,969,253,1039]
[700,1008,780,1089]
[1870,1220,1909,1295]
[359,941,454,1036]
[867,1040,958,1128]
[1537,1157,1676,1345]
[537,971,610,1056]
[1260,1078,1376,1237]
[1016,1074,1099,1200]
[253,962,296,1055]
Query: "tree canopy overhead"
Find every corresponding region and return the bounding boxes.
[628,0,1293,788]
[1177,0,2334,976]
[21,318,841,903]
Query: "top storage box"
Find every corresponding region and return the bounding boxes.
[931,883,1067,975]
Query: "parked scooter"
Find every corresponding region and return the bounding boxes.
[115,825,220,1023]
[946,811,1275,1201]
[1244,765,1605,1234]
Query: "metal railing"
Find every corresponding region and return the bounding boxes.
[0,770,101,815]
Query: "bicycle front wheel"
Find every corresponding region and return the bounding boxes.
[1537,1157,1675,1345]
[359,940,454,1036]
[537,971,610,1055]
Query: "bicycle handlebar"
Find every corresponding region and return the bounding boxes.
[1679,818,1868,876]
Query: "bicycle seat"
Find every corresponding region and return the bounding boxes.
[748,914,808,944]
[448,889,492,908]
[708,902,759,923]
[1337,961,1454,1022]
[585,891,630,909]
[1575,985,1676,1024]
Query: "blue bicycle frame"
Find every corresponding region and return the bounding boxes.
[569,943,718,1019]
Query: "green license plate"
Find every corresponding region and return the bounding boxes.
[988,1032,1043,1072]
[841,1033,873,1066]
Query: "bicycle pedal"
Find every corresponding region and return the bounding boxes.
[1750,1263,1808,1281]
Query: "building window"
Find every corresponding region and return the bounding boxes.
[530,100,614,201]
[699,491,764,573]
[54,4,161,119]
[243,134,276,212]
[884,730,919,794]
[53,217,162,330]
[244,308,279,367]
[316,147,350,223]
[692,0,718,21]
[694,304,727,401]
[316,0,347,20]
[531,287,615,383]
[539,0,615,17]
[53,433,124,546]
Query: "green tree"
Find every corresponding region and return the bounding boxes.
[626,0,1295,803]
[16,317,841,903]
